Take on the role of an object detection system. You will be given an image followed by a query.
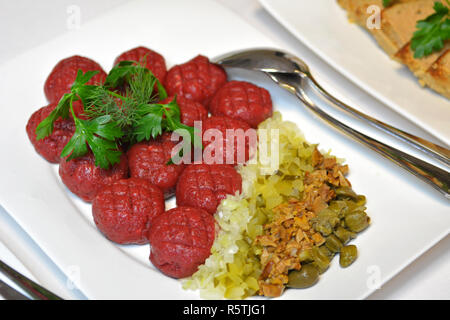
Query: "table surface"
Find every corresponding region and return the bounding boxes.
[0,0,448,300]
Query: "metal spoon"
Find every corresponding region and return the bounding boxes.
[213,48,450,199]
[213,48,450,166]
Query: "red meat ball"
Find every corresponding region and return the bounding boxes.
[127,132,185,197]
[59,152,128,202]
[26,103,76,163]
[176,164,242,214]
[160,95,208,127]
[201,116,255,165]
[92,178,165,245]
[164,55,227,105]
[44,55,107,103]
[209,80,273,128]
[148,206,215,278]
[114,46,167,84]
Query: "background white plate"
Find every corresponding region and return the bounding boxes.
[0,0,449,299]
[259,0,450,146]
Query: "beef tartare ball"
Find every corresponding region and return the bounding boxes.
[127,132,185,197]
[209,80,273,128]
[202,116,255,165]
[92,178,165,245]
[160,95,208,127]
[44,55,107,103]
[148,206,215,278]
[114,46,167,84]
[176,164,242,214]
[26,102,75,163]
[59,152,128,202]
[164,55,227,105]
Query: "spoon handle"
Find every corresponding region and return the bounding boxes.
[307,74,450,166]
[267,71,450,199]
[0,259,62,300]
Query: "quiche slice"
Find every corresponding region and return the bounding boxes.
[338,0,450,99]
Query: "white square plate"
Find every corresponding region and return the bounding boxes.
[0,0,449,299]
[259,0,450,145]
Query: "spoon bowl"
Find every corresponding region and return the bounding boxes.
[213,48,310,75]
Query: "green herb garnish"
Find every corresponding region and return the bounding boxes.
[383,0,395,7]
[36,60,199,169]
[411,1,450,58]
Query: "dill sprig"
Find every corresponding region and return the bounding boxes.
[83,60,161,127]
[36,59,199,169]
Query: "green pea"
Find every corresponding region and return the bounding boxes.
[344,211,370,233]
[334,226,356,245]
[340,245,358,267]
[325,234,343,253]
[287,264,320,289]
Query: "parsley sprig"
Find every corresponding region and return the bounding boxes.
[411,1,450,58]
[36,60,200,169]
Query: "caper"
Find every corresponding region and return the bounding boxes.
[334,226,356,245]
[328,200,346,218]
[287,264,320,289]
[325,234,343,253]
[335,187,358,200]
[312,208,340,236]
[313,223,333,236]
[344,211,370,233]
[311,246,330,274]
[340,245,358,267]
[298,249,314,263]
[355,195,366,207]
[319,244,334,258]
